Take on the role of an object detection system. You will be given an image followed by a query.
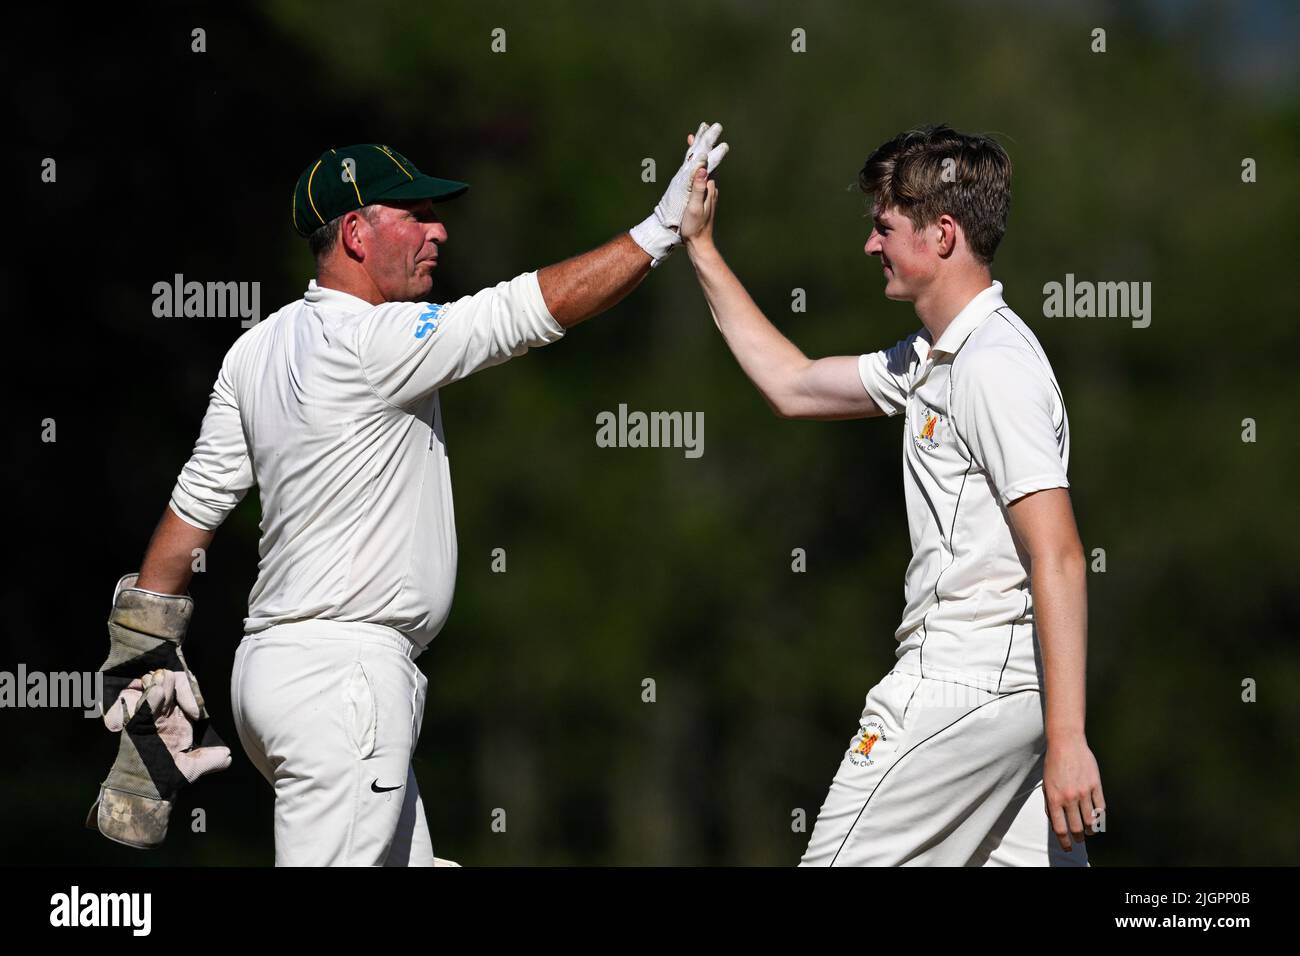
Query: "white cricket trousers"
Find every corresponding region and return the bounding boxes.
[231,620,435,866]
[800,671,1090,867]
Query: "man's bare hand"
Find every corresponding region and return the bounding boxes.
[681,164,718,248]
[1043,733,1105,852]
[681,130,719,248]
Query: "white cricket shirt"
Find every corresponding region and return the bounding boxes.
[169,271,565,648]
[858,281,1070,693]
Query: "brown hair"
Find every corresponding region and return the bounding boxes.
[859,125,1011,265]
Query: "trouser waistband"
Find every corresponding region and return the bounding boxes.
[243,619,424,661]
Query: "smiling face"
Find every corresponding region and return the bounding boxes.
[864,204,939,302]
[357,197,448,302]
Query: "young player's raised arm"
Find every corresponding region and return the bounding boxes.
[681,166,885,421]
[535,120,728,328]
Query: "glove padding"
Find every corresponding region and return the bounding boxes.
[630,120,729,266]
[86,573,231,848]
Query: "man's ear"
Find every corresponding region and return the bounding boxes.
[341,209,370,261]
[935,214,959,259]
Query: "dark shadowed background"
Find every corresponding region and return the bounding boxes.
[6,0,1298,865]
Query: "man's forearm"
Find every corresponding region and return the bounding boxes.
[537,233,652,328]
[1032,546,1089,743]
[136,506,215,595]
[686,241,810,412]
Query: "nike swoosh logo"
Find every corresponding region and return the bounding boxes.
[371,780,403,793]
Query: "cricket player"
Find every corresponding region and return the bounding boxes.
[679,124,1104,865]
[89,126,729,865]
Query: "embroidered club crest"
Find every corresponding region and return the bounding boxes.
[913,409,941,451]
[848,718,887,767]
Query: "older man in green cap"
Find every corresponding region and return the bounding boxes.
[89,126,728,865]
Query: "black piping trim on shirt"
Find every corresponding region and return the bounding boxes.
[911,357,976,679]
[997,592,1031,695]
[904,444,948,541]
[995,308,1065,412]
[899,680,923,726]
[902,446,941,678]
[828,687,1040,866]
[915,454,974,679]
[947,346,977,464]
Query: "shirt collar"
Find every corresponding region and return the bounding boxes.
[915,281,1006,362]
[305,278,376,317]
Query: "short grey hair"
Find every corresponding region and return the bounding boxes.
[308,204,381,260]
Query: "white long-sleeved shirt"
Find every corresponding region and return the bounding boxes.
[169,271,564,648]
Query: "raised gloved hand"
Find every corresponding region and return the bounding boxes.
[629,121,729,266]
[86,573,232,848]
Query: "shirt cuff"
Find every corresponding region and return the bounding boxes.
[523,270,565,342]
[857,354,900,417]
[168,487,222,532]
[998,475,1070,507]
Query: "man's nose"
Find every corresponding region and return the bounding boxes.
[430,222,448,243]
[865,231,882,255]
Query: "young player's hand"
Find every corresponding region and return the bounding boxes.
[1043,735,1105,852]
[629,122,727,265]
[681,132,718,248]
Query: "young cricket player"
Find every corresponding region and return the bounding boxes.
[679,124,1104,866]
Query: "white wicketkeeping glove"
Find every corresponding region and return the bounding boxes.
[629,121,729,266]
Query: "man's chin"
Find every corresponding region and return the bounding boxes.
[409,275,436,300]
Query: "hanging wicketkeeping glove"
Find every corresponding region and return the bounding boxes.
[86,573,232,848]
[629,120,729,266]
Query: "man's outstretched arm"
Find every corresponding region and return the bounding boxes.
[537,233,651,329]
[680,166,882,421]
[136,506,214,595]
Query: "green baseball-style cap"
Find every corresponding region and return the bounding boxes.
[291,143,469,238]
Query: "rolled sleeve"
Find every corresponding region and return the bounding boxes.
[953,347,1069,506]
[169,356,255,530]
[357,270,565,409]
[858,333,922,417]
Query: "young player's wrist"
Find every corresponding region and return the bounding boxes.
[684,233,716,253]
[1046,723,1087,745]
[684,236,721,268]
